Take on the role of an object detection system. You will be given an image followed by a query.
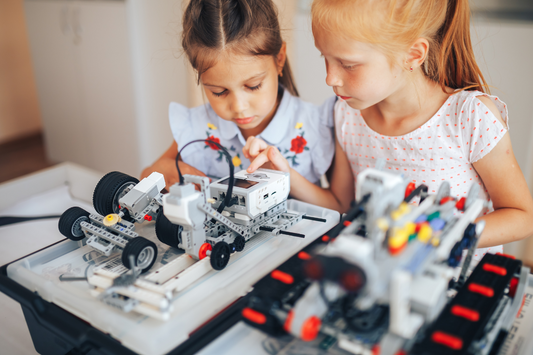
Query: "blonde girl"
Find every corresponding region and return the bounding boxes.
[244,0,533,261]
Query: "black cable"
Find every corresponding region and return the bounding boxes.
[175,139,235,213]
[0,215,61,227]
[404,184,429,203]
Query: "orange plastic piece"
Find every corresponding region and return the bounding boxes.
[298,251,312,260]
[468,283,494,297]
[431,331,463,350]
[271,270,294,284]
[455,197,466,210]
[343,220,352,227]
[483,263,507,276]
[404,182,416,199]
[440,196,454,205]
[242,308,267,324]
[322,235,330,242]
[372,344,381,355]
[283,311,294,332]
[301,316,321,341]
[198,243,212,260]
[496,252,516,259]
[451,305,480,321]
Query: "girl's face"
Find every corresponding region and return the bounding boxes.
[200,51,284,135]
[314,30,405,110]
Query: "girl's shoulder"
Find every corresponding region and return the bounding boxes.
[445,90,508,128]
[280,90,336,128]
[169,101,217,124]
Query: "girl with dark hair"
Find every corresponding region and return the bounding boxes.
[245,0,533,263]
[141,0,336,188]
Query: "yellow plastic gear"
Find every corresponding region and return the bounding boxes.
[103,213,121,227]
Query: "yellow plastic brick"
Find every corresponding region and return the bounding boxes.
[389,228,409,249]
[376,218,389,231]
[417,224,432,243]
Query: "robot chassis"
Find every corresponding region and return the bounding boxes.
[242,167,529,355]
[58,168,325,318]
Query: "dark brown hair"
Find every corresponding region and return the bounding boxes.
[182,0,299,97]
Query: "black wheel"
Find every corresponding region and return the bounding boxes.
[122,237,157,273]
[210,241,231,270]
[155,209,182,249]
[232,235,245,252]
[93,171,139,218]
[58,207,90,241]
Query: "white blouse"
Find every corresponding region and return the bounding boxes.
[335,90,509,262]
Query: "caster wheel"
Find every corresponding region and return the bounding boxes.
[155,209,182,248]
[58,207,90,241]
[210,241,231,270]
[93,171,139,219]
[232,235,246,252]
[122,237,157,273]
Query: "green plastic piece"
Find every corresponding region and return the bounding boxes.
[427,211,440,221]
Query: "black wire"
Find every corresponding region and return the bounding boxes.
[404,184,429,203]
[0,215,61,227]
[175,139,235,213]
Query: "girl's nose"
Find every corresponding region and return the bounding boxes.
[325,65,343,88]
[231,93,249,113]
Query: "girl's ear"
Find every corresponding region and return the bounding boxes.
[406,38,429,71]
[276,42,288,75]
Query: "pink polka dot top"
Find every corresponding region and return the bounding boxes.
[335,90,509,263]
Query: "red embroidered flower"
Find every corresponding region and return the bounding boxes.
[290,136,307,154]
[206,135,221,150]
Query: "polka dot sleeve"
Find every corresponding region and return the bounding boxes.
[460,93,509,163]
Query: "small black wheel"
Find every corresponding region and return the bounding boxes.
[93,171,139,218]
[210,241,231,271]
[155,209,182,249]
[232,235,246,252]
[122,237,157,273]
[58,207,90,241]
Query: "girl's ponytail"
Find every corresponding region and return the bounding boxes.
[427,0,489,93]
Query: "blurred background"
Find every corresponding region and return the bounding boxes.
[0,0,532,261]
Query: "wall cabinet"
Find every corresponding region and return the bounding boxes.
[25,0,189,176]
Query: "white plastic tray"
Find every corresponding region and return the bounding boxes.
[7,195,339,355]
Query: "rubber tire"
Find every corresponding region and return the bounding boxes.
[232,235,246,252]
[122,237,158,273]
[155,209,182,249]
[93,171,139,218]
[58,207,90,241]
[210,241,231,271]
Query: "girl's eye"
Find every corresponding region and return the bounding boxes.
[248,83,262,91]
[342,63,356,70]
[212,90,227,97]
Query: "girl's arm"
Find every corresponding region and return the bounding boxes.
[140,141,207,190]
[472,97,533,248]
[244,136,354,213]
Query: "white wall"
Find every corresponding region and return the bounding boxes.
[127,0,191,170]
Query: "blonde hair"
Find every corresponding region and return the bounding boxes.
[311,0,488,93]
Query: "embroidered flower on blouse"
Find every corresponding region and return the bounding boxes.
[295,122,303,129]
[205,135,221,150]
[290,136,308,154]
[207,123,218,130]
[232,154,243,169]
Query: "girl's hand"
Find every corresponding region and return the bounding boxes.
[243,136,290,173]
